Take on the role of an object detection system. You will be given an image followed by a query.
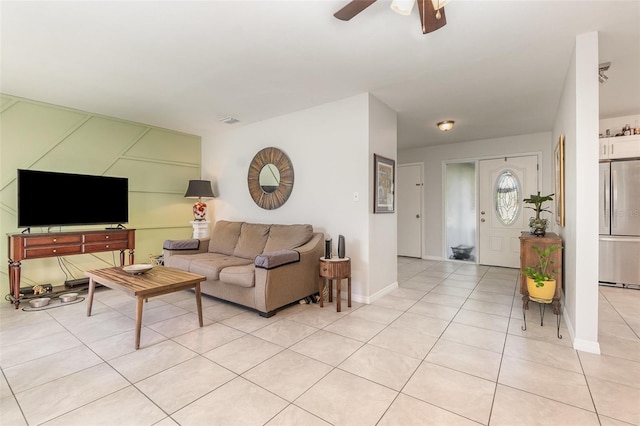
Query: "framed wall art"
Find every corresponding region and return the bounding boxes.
[373,154,395,213]
[554,134,565,226]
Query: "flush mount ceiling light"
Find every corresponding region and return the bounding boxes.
[437,120,455,131]
[599,62,611,84]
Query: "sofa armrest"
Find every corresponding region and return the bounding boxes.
[294,232,325,255]
[163,238,210,260]
[255,250,300,270]
[253,232,324,313]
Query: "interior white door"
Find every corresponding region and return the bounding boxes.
[398,163,422,258]
[478,156,538,267]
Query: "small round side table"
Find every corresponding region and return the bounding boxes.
[319,257,351,312]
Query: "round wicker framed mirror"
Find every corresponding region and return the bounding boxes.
[247,147,294,210]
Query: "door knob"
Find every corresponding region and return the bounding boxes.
[416,214,420,218]
[481,218,486,223]
[481,211,485,215]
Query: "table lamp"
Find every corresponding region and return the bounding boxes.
[184,180,215,221]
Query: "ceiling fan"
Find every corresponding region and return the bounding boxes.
[334,0,450,34]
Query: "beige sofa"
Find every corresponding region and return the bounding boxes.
[163,220,324,317]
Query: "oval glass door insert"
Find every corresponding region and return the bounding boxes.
[494,170,521,225]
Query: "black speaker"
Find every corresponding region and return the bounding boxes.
[338,235,345,258]
[325,238,332,259]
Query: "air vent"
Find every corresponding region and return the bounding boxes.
[218,116,240,125]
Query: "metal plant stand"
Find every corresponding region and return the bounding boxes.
[522,297,562,339]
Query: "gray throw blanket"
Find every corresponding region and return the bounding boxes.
[163,239,200,250]
[255,249,300,269]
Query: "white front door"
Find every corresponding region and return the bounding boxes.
[478,156,538,267]
[398,163,423,258]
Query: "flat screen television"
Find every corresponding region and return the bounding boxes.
[17,169,129,229]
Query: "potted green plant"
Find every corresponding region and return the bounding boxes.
[523,244,562,302]
[523,192,554,236]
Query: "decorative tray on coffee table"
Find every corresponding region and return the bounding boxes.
[122,264,154,275]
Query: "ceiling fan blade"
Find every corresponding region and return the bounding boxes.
[334,0,377,21]
[417,0,447,34]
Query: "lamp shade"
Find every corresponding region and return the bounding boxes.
[184,180,215,198]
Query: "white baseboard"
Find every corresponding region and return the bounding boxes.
[573,338,601,354]
[563,306,601,354]
[563,305,576,342]
[368,281,398,303]
[346,281,398,305]
[422,255,443,261]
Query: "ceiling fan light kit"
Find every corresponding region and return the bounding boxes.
[391,0,416,16]
[335,0,450,34]
[437,120,455,131]
[431,0,450,19]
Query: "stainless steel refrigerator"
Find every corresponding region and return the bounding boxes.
[599,159,640,287]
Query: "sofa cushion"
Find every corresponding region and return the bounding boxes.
[164,254,197,271]
[263,224,313,253]
[209,220,243,255]
[233,223,271,260]
[219,264,255,287]
[187,253,252,281]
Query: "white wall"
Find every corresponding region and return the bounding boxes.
[398,132,553,259]
[201,93,397,303]
[553,44,579,346]
[368,95,398,298]
[553,31,601,354]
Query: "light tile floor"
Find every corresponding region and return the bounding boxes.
[1,258,639,425]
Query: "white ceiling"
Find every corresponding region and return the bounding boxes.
[1,1,639,150]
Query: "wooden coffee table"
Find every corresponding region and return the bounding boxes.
[85,265,206,349]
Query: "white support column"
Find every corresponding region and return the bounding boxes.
[190,221,211,239]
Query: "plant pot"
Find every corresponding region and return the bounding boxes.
[526,277,556,303]
[529,218,548,236]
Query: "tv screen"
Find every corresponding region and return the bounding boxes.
[17,169,129,228]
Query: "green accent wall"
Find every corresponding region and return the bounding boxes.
[0,94,202,296]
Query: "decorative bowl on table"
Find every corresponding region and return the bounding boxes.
[29,297,51,308]
[122,264,154,275]
[59,293,78,303]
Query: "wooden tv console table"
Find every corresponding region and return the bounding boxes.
[7,229,135,308]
